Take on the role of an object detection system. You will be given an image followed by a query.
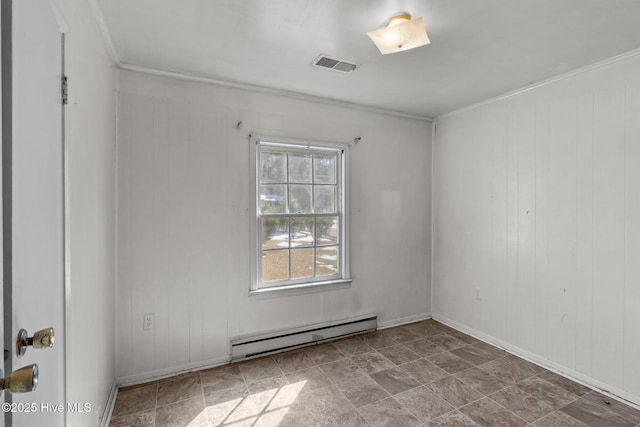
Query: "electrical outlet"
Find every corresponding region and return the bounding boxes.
[474,287,481,300]
[143,313,154,330]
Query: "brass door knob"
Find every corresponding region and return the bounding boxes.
[0,364,38,393]
[16,328,55,358]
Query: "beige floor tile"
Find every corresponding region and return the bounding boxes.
[428,352,474,374]
[319,359,365,384]
[360,397,421,427]
[155,396,206,427]
[395,385,454,421]
[424,411,479,427]
[156,374,202,407]
[284,366,333,394]
[237,356,282,382]
[351,350,396,374]
[489,385,555,423]
[377,344,421,365]
[426,376,483,408]
[332,336,374,356]
[336,375,389,408]
[453,367,510,396]
[402,339,446,357]
[273,349,316,373]
[200,365,246,394]
[460,397,528,427]
[534,411,588,427]
[401,358,449,384]
[109,409,155,427]
[108,321,640,427]
[370,367,421,395]
[303,342,344,365]
[112,383,158,419]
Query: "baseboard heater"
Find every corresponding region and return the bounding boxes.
[231,314,377,361]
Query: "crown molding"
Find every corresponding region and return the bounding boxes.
[117,62,433,122]
[84,1,640,124]
[436,47,640,121]
[85,0,432,122]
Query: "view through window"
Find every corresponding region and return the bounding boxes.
[250,136,350,293]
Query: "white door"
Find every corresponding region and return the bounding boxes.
[7,0,66,426]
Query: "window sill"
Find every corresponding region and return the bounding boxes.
[249,279,352,300]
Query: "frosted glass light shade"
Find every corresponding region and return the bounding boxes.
[367,15,430,55]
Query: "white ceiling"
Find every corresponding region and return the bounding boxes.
[98,0,640,118]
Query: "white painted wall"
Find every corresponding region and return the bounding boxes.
[62,0,116,424]
[116,70,432,381]
[433,53,640,404]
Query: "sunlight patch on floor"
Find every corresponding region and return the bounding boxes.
[201,380,307,426]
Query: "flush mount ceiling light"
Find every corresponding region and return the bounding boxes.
[367,13,430,55]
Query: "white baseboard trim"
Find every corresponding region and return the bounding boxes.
[115,314,432,388]
[378,312,432,330]
[432,313,640,410]
[116,355,231,388]
[99,380,118,427]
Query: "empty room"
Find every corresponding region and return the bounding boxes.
[3,0,640,426]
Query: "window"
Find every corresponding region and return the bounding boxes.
[250,135,350,295]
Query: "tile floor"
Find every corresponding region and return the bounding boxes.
[109,320,640,427]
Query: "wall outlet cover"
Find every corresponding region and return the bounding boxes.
[143,313,154,330]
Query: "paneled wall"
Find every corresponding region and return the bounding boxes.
[63,0,117,424]
[433,54,640,404]
[116,71,432,381]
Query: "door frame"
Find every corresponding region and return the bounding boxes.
[1,0,14,423]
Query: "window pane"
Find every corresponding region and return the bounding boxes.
[291,248,314,279]
[289,185,312,213]
[262,249,289,282]
[314,185,336,213]
[262,218,289,250]
[260,151,286,183]
[316,246,338,276]
[291,217,314,247]
[260,185,286,214]
[252,138,347,291]
[314,155,336,184]
[288,154,312,183]
[316,216,338,245]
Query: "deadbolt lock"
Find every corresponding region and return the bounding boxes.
[0,364,39,393]
[16,327,55,358]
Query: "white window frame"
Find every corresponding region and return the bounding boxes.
[249,134,351,297]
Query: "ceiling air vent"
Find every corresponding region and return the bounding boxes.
[312,54,357,74]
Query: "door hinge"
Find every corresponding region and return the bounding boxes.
[61,75,68,105]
